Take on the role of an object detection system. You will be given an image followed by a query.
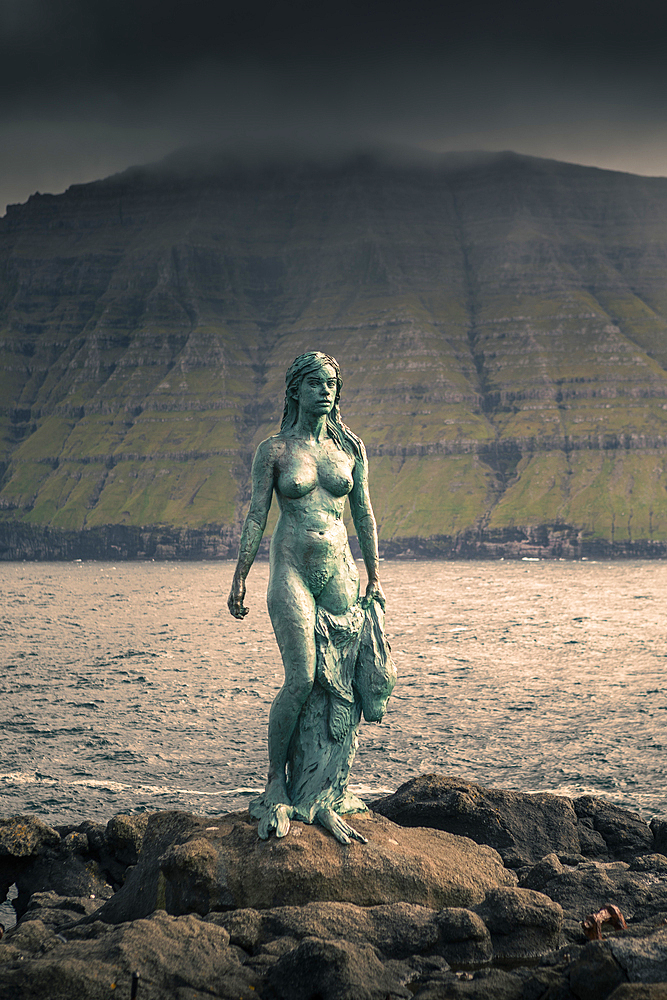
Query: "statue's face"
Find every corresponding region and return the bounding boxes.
[296,362,338,416]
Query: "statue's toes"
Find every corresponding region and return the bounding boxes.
[257,814,273,840]
[332,824,351,845]
[274,804,292,838]
[346,824,368,844]
[317,807,367,845]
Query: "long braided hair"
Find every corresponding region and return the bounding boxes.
[281,352,362,458]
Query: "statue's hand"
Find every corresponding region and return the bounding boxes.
[362,579,386,611]
[227,578,249,619]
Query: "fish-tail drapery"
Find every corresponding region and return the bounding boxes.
[250,601,396,826]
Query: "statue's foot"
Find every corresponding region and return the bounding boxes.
[316,806,368,845]
[257,803,294,840]
[251,773,295,839]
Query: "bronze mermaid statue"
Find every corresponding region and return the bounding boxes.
[228,352,395,844]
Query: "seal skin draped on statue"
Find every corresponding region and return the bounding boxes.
[227,351,396,844]
[280,600,396,826]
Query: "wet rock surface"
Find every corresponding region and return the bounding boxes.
[1,775,666,1000]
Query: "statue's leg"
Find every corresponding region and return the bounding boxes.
[307,550,368,839]
[265,566,317,807]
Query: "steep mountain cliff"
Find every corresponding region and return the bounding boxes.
[3,150,667,559]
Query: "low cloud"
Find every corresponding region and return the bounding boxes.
[2,2,667,211]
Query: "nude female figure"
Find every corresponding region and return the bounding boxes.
[227,352,385,842]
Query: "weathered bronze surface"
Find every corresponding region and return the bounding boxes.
[228,352,396,843]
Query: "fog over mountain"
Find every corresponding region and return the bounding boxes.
[2,149,667,559]
[2,0,667,212]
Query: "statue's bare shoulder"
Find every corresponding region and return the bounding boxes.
[253,433,287,468]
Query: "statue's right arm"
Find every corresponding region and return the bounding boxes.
[227,439,277,619]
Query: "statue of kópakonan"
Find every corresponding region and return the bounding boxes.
[228,352,396,844]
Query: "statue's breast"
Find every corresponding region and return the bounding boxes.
[316,456,354,498]
[277,460,318,498]
[276,447,354,500]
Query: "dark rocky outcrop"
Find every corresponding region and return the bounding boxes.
[652,821,667,857]
[266,937,413,1000]
[0,812,150,921]
[207,900,491,964]
[473,886,563,960]
[576,796,656,862]
[0,910,258,1000]
[521,855,667,924]
[1,777,666,999]
[0,815,114,921]
[373,774,657,867]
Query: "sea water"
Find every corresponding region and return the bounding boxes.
[1,559,666,827]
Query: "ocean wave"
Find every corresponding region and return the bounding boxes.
[0,772,395,802]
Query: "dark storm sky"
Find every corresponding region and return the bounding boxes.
[2,0,667,213]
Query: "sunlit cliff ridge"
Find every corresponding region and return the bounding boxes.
[3,150,667,559]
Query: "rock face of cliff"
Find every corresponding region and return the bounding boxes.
[3,150,667,559]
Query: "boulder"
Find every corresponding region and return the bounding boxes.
[105,813,150,867]
[651,821,667,857]
[0,816,63,912]
[266,937,412,1000]
[609,927,667,985]
[373,775,580,866]
[574,796,655,861]
[435,909,493,967]
[212,900,441,958]
[91,810,516,923]
[474,887,563,959]
[208,900,492,967]
[0,816,60,858]
[566,930,667,1000]
[520,851,565,891]
[373,775,658,867]
[568,940,626,1000]
[630,856,667,875]
[522,858,667,923]
[0,910,257,1000]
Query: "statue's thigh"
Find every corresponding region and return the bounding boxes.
[317,549,360,615]
[267,567,317,680]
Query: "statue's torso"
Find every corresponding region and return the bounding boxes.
[268,435,359,604]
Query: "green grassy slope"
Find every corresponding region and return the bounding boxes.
[2,152,667,558]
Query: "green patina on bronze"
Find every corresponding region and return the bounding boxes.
[228,353,396,843]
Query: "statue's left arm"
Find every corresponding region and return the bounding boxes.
[349,439,386,610]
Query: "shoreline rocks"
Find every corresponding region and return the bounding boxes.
[90,810,516,925]
[1,774,666,1000]
[372,775,656,867]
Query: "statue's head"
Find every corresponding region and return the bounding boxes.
[284,351,342,412]
[281,351,360,456]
